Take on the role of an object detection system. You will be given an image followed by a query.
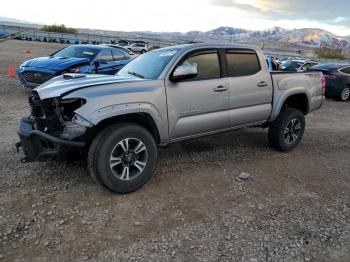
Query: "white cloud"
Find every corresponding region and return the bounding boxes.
[332,17,348,23]
[1,0,349,36]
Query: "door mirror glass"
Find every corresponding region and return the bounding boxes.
[171,63,198,82]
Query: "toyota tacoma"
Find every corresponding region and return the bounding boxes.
[16,43,325,193]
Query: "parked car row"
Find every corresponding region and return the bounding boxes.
[10,34,152,53]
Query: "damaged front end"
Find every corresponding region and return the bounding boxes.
[16,92,92,162]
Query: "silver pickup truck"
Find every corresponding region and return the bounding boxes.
[17,43,325,193]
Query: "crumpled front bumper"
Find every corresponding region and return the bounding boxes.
[16,117,86,162]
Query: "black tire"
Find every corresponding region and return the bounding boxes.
[338,86,350,101]
[268,108,305,152]
[88,123,158,193]
[140,50,146,54]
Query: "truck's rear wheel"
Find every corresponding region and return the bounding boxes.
[268,108,305,152]
[88,123,158,193]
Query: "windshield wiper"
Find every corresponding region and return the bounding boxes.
[128,71,144,79]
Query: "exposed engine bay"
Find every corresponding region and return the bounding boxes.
[29,92,88,140]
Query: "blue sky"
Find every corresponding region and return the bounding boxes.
[1,0,350,36]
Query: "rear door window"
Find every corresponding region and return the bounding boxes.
[226,50,261,77]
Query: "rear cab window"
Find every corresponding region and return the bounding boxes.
[225,49,261,77]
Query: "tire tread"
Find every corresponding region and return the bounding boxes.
[87,123,157,193]
[268,108,305,152]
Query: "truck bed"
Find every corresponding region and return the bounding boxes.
[269,71,324,121]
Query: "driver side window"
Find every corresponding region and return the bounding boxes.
[112,49,127,61]
[97,50,113,62]
[179,52,220,81]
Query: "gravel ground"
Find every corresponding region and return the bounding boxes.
[0,40,349,262]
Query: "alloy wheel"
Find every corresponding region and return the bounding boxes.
[284,118,302,144]
[109,138,148,181]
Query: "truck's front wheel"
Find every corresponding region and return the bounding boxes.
[88,123,158,193]
[268,108,305,152]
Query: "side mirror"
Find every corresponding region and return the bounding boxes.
[171,63,198,82]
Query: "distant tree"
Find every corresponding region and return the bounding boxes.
[41,24,77,34]
[314,42,347,59]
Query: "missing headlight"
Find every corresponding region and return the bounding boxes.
[58,99,88,140]
[59,98,86,121]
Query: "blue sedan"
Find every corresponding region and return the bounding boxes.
[17,44,135,89]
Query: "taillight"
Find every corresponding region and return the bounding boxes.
[321,76,326,95]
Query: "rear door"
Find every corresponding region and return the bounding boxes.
[165,49,230,140]
[225,49,273,127]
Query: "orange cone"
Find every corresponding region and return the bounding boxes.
[20,49,31,54]
[7,64,15,78]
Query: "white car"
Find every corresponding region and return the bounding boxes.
[125,43,149,53]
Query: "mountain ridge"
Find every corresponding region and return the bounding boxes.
[192,27,349,49]
[0,17,348,49]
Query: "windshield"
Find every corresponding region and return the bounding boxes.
[117,49,178,80]
[52,46,100,60]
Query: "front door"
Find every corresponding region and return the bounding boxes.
[165,50,230,140]
[95,49,117,75]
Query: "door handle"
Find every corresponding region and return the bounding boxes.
[257,81,268,87]
[213,85,228,92]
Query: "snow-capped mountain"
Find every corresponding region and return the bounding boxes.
[187,27,349,48]
[276,28,348,48]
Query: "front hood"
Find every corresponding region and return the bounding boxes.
[35,74,141,99]
[21,56,90,71]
